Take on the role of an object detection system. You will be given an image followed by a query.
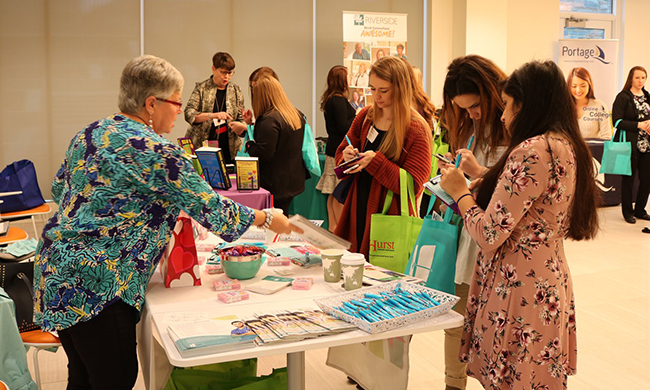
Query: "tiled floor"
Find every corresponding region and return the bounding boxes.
[19,205,650,389]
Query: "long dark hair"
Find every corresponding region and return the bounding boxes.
[320,65,349,111]
[476,61,599,241]
[622,66,647,91]
[442,55,508,155]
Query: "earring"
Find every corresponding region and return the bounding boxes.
[149,114,154,131]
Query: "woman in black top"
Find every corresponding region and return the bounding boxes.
[612,66,650,224]
[245,77,306,215]
[317,65,356,231]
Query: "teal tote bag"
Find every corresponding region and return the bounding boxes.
[404,198,461,295]
[600,119,632,176]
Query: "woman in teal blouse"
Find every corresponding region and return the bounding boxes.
[33,55,293,389]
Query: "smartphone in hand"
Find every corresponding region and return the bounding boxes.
[434,153,455,165]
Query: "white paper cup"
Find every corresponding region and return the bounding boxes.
[341,253,365,290]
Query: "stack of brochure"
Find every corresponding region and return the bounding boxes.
[244,309,357,345]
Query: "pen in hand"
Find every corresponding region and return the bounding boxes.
[455,134,475,168]
[345,135,360,158]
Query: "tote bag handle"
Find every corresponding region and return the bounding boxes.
[611,119,624,142]
[380,169,417,217]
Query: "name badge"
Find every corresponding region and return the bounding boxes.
[367,126,378,143]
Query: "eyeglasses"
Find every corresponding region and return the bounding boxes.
[218,69,235,76]
[156,98,183,108]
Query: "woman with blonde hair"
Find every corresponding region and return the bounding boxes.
[245,76,306,215]
[567,67,611,139]
[334,56,431,259]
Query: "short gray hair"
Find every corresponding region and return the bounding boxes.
[118,55,184,114]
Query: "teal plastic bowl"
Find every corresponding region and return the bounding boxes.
[221,257,262,280]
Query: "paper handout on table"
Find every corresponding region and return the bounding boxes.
[288,214,351,249]
[167,314,256,358]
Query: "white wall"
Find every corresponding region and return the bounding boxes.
[621,0,650,90]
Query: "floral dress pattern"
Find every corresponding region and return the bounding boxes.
[459,135,577,389]
[34,114,255,331]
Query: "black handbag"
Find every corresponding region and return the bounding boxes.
[0,260,39,332]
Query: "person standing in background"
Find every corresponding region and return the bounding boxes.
[317,65,356,232]
[612,66,650,224]
[245,77,307,216]
[438,54,509,390]
[184,52,245,164]
[567,67,611,139]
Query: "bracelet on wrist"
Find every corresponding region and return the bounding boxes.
[261,208,274,230]
[455,192,473,205]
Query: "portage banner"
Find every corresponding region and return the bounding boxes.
[557,39,619,108]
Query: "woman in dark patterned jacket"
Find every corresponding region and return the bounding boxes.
[184,52,246,164]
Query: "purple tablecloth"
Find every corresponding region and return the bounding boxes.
[215,178,273,210]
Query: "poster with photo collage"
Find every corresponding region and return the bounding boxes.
[343,11,408,112]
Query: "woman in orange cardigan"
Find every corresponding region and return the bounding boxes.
[334,56,431,258]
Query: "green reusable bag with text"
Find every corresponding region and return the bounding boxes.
[369,169,422,273]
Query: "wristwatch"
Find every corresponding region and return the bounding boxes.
[262,209,274,230]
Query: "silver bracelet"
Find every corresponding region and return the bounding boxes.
[262,209,274,230]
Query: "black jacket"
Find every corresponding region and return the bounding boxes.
[324,96,356,157]
[612,88,650,153]
[246,109,306,200]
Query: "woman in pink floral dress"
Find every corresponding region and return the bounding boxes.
[440,61,600,389]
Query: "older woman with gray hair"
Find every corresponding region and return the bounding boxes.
[33,55,294,389]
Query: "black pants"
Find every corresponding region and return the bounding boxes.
[621,151,650,218]
[58,300,139,390]
[274,197,294,217]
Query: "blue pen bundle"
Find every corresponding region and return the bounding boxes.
[314,281,460,334]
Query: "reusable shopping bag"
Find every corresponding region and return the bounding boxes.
[302,121,322,177]
[164,360,287,390]
[404,198,461,295]
[430,123,450,180]
[0,160,45,213]
[599,119,632,176]
[327,336,411,390]
[368,169,422,273]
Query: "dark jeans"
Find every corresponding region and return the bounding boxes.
[621,151,650,217]
[58,300,139,390]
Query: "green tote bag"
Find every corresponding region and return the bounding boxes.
[600,119,632,176]
[369,169,423,273]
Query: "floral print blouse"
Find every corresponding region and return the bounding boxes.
[34,114,255,331]
[459,135,578,389]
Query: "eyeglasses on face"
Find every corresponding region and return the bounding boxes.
[155,97,183,108]
[218,69,235,76]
